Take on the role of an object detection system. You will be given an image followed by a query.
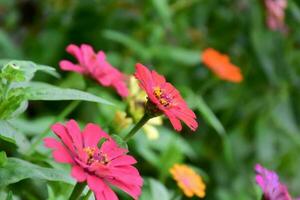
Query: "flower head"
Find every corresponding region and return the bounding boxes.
[134,63,198,132]
[255,164,292,200]
[202,48,243,83]
[170,164,206,198]
[127,76,163,140]
[44,120,143,200]
[264,0,287,32]
[59,44,129,97]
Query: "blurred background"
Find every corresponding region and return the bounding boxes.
[1,0,300,199]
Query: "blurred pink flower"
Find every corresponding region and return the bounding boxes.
[44,120,143,200]
[60,44,129,97]
[134,63,198,132]
[255,164,292,200]
[264,0,287,32]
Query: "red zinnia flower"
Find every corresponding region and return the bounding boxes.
[134,63,198,132]
[44,120,143,200]
[202,48,243,83]
[60,44,129,97]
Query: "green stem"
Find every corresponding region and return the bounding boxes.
[25,100,81,155]
[69,182,86,200]
[123,114,151,142]
[82,190,92,200]
[1,80,10,101]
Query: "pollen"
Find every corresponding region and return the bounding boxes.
[153,87,171,107]
[83,147,96,157]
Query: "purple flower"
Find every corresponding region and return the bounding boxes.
[255,164,292,200]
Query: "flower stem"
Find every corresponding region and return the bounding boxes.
[83,190,92,200]
[124,114,150,142]
[25,100,81,155]
[69,182,86,200]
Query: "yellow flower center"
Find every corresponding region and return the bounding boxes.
[153,87,171,107]
[83,147,109,165]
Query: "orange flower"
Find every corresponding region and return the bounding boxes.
[202,48,243,83]
[170,164,206,198]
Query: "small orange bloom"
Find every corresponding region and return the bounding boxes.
[202,48,243,83]
[170,164,206,198]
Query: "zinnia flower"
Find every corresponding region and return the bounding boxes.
[170,164,206,198]
[201,48,243,83]
[264,0,287,32]
[255,164,294,200]
[59,44,129,97]
[44,120,143,200]
[127,76,163,140]
[134,63,198,132]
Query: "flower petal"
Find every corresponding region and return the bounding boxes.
[44,138,74,164]
[66,119,83,150]
[66,44,84,64]
[71,165,87,182]
[82,123,109,148]
[109,155,137,166]
[87,175,105,193]
[95,183,119,200]
[51,123,75,153]
[59,60,85,74]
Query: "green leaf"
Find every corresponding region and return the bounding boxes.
[26,82,113,105]
[0,120,30,152]
[5,60,58,81]
[140,178,171,200]
[196,95,226,136]
[0,158,73,187]
[111,134,128,149]
[102,30,150,60]
[151,0,172,27]
[152,46,199,66]
[148,178,170,200]
[0,151,7,167]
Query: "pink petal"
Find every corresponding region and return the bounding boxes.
[71,165,87,182]
[59,60,85,74]
[101,166,143,187]
[51,123,75,153]
[170,108,198,131]
[44,138,74,164]
[151,70,166,86]
[134,63,154,91]
[100,140,127,160]
[110,155,137,167]
[165,112,182,131]
[96,51,106,62]
[106,177,142,200]
[66,44,84,64]
[95,184,119,200]
[113,81,129,97]
[87,175,105,193]
[66,120,83,150]
[81,44,97,73]
[82,123,109,148]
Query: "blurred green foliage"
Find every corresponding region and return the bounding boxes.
[0,0,300,199]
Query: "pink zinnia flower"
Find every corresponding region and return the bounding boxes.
[59,44,129,97]
[255,164,292,200]
[134,63,198,132]
[264,0,287,32]
[44,120,143,200]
